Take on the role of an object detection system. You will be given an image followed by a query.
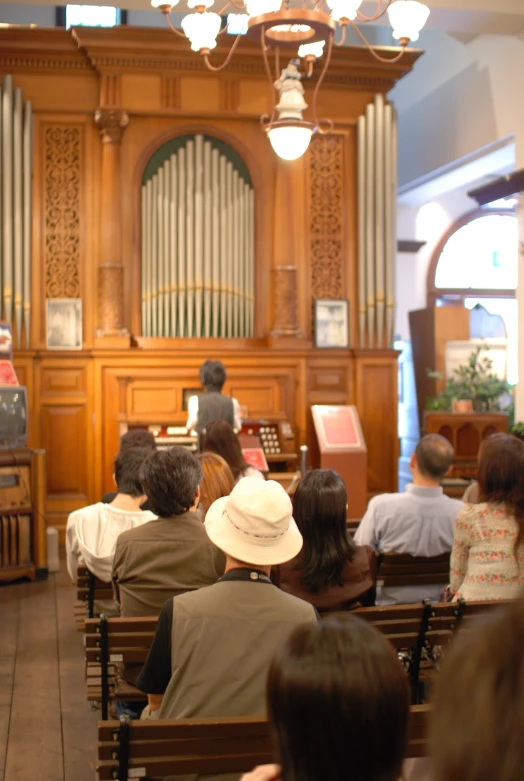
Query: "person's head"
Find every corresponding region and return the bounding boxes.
[139,446,201,518]
[292,469,354,593]
[431,598,524,781]
[204,477,303,568]
[113,447,152,498]
[196,451,235,516]
[411,434,454,484]
[199,419,249,481]
[119,428,157,453]
[200,359,227,393]
[268,616,409,781]
[476,432,524,540]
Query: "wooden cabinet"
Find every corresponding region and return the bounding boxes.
[424,412,508,479]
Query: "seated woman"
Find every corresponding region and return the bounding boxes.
[431,597,524,781]
[242,616,409,781]
[196,451,235,519]
[273,469,376,611]
[450,433,524,600]
[199,419,265,483]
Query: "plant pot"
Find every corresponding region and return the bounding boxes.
[452,399,473,414]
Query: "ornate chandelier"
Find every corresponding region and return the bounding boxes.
[152,0,430,160]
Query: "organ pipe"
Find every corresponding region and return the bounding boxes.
[358,96,398,348]
[140,134,255,339]
[0,75,32,346]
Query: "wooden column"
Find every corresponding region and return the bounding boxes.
[94,108,129,344]
[270,158,306,340]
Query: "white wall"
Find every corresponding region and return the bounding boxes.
[0,3,55,24]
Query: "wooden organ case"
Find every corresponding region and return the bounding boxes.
[1,27,421,543]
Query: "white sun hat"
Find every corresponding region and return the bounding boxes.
[204,477,303,566]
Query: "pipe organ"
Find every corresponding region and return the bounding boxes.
[141,134,255,339]
[0,26,421,543]
[0,75,33,348]
[357,94,397,348]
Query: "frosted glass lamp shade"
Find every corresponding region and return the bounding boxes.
[245,0,282,17]
[298,40,325,59]
[188,0,215,7]
[325,0,363,21]
[387,0,430,42]
[268,125,313,161]
[181,12,222,51]
[151,0,179,8]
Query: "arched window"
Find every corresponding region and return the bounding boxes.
[427,209,518,383]
[141,134,255,339]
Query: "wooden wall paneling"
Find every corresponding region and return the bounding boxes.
[37,358,94,544]
[305,354,353,469]
[353,349,399,495]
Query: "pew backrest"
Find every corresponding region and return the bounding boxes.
[377,552,451,587]
[77,565,113,620]
[97,706,430,781]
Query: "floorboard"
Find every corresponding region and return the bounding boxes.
[0,560,98,781]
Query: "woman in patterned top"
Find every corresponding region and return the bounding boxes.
[450,434,524,600]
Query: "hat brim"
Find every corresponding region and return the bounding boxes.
[204,495,303,567]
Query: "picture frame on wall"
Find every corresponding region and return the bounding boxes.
[46,298,83,350]
[314,299,349,349]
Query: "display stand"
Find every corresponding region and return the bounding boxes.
[311,405,367,518]
[0,448,48,581]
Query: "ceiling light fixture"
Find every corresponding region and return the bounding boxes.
[152,0,430,160]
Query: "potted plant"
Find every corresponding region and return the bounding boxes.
[426,345,513,414]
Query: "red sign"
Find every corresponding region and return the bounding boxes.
[0,360,19,386]
[242,447,269,472]
[312,405,364,452]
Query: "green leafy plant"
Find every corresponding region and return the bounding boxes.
[510,421,524,439]
[426,345,513,413]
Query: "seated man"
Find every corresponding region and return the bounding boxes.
[354,434,463,605]
[112,446,225,620]
[102,428,157,508]
[66,447,156,585]
[186,359,241,434]
[136,477,317,719]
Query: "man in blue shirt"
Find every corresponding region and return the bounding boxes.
[354,434,463,604]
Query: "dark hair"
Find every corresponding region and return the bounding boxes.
[476,433,524,545]
[120,428,157,452]
[268,616,409,781]
[113,447,152,497]
[431,598,524,781]
[199,419,249,481]
[196,451,234,515]
[139,447,202,518]
[292,469,355,593]
[200,360,227,392]
[415,434,454,480]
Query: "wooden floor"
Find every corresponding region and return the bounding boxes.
[0,561,98,781]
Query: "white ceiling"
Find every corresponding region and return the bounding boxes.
[2,0,524,36]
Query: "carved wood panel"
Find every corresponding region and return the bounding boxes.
[309,134,344,301]
[44,125,82,299]
[42,366,87,395]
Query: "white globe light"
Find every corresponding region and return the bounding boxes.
[298,40,325,59]
[181,12,221,51]
[268,125,313,161]
[245,0,282,17]
[325,0,362,21]
[151,0,179,8]
[387,0,430,43]
[188,0,214,7]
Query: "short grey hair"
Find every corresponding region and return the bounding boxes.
[415,434,454,480]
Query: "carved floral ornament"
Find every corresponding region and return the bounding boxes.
[151,0,430,160]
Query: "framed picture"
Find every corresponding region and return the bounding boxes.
[46,298,82,350]
[314,299,349,349]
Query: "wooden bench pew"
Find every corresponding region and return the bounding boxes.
[377,552,451,590]
[97,705,430,781]
[85,615,158,719]
[74,565,114,631]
